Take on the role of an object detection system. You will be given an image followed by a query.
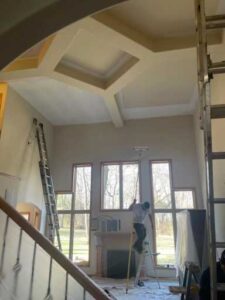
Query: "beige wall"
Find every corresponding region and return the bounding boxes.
[52,115,202,275]
[0,87,53,231]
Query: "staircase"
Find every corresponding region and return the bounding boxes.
[0,197,111,300]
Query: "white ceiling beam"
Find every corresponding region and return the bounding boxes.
[38,22,81,71]
[80,17,153,59]
[49,70,105,96]
[50,71,124,127]
[104,94,123,127]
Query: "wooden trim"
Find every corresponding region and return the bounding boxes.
[0,197,110,300]
[0,83,8,136]
[37,35,55,65]
[3,57,38,72]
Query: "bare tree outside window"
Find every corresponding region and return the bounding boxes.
[102,162,140,209]
[155,213,175,266]
[152,163,172,209]
[123,164,140,209]
[75,166,91,210]
[103,164,120,209]
[56,194,72,210]
[151,161,196,267]
[55,164,92,265]
[174,190,194,209]
[58,214,71,258]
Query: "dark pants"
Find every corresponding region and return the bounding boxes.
[133,223,146,253]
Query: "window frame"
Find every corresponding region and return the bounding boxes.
[100,160,141,211]
[56,163,93,266]
[150,160,196,268]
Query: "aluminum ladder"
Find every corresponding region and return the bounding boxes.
[35,119,62,252]
[195,0,225,298]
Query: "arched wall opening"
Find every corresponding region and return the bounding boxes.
[0,0,128,69]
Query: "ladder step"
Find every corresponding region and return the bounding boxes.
[210,152,225,160]
[208,61,225,75]
[211,105,225,119]
[216,242,225,248]
[206,15,225,29]
[206,14,225,22]
[217,283,225,292]
[206,22,225,29]
[214,198,225,204]
[206,14,225,29]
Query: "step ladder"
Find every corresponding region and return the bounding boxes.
[126,231,160,293]
[134,240,160,289]
[34,119,62,251]
[195,0,225,299]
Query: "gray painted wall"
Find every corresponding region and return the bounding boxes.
[52,115,202,274]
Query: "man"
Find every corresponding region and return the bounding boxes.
[199,250,225,300]
[129,199,153,254]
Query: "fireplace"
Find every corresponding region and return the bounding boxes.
[107,250,136,279]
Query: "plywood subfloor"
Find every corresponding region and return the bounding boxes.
[93,277,180,300]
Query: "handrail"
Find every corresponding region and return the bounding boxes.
[0,197,111,300]
[0,171,20,180]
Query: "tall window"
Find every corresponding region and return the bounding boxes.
[56,164,92,265]
[150,161,195,267]
[102,162,140,209]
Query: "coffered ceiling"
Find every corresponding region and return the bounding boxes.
[1,0,225,127]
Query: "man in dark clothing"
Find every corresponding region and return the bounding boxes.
[199,250,225,300]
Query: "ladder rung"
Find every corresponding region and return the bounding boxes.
[216,242,225,248]
[206,22,225,30]
[211,105,225,119]
[210,152,225,160]
[206,14,225,22]
[217,283,225,291]
[214,198,225,204]
[206,13,225,30]
[208,61,225,75]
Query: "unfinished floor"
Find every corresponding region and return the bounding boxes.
[93,277,180,300]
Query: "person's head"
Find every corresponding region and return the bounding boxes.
[220,250,225,273]
[142,202,150,211]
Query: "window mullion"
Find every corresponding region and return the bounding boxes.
[120,164,123,210]
[70,168,77,261]
[169,162,177,248]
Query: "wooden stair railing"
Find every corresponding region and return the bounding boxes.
[0,197,111,300]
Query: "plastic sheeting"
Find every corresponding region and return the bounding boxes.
[175,210,207,277]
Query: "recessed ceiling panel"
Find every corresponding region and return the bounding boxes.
[62,29,132,79]
[106,0,221,38]
[9,77,111,125]
[118,49,197,109]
